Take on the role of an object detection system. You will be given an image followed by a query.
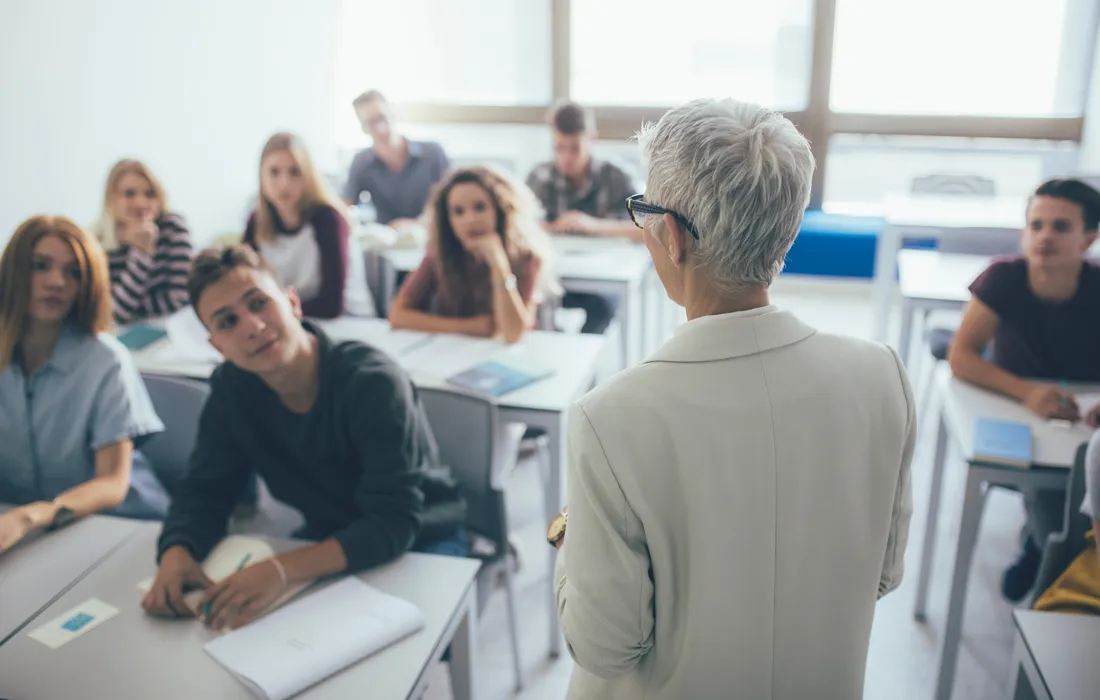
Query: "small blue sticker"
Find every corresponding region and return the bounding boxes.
[61,612,94,632]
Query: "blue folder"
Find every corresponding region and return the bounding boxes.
[973,418,1033,468]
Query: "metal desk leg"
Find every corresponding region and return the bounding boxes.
[872,224,901,343]
[380,257,397,316]
[898,295,915,367]
[448,585,479,700]
[933,465,989,700]
[914,413,950,621]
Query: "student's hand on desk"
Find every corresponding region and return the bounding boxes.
[1023,384,1079,421]
[198,560,285,631]
[551,210,598,235]
[1086,403,1100,429]
[0,504,48,552]
[142,545,214,618]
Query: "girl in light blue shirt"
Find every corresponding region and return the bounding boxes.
[0,216,168,553]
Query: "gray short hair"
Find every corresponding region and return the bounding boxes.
[638,98,814,291]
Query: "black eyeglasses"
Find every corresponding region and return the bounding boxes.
[626,193,700,240]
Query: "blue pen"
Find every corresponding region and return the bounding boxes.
[201,553,252,617]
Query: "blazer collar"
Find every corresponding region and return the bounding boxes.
[644,306,817,364]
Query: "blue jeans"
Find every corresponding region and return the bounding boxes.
[290,523,470,559]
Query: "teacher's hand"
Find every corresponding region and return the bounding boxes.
[198,560,285,631]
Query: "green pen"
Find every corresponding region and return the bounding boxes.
[201,553,252,617]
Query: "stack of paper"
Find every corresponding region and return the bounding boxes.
[204,578,425,700]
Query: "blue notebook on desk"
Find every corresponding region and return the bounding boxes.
[447,359,554,397]
[117,325,167,351]
[973,418,1033,468]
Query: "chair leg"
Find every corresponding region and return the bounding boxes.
[503,560,525,692]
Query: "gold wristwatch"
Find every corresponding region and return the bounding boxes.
[547,507,568,548]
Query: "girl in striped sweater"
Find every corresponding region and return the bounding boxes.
[92,159,193,324]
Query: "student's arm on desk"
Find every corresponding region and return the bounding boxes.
[156,381,252,563]
[387,254,495,337]
[948,299,1078,419]
[555,405,654,679]
[551,211,642,243]
[0,440,135,552]
[880,347,916,599]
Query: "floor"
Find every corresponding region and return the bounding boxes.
[417,276,1032,700]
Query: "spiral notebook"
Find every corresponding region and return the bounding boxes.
[204,578,424,700]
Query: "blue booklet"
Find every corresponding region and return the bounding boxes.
[973,418,1032,468]
[117,325,167,351]
[447,359,554,397]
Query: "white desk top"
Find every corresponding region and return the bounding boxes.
[938,366,1097,469]
[130,318,605,413]
[380,237,653,285]
[1014,610,1100,700]
[0,514,140,644]
[897,249,991,303]
[882,194,1026,230]
[0,524,480,700]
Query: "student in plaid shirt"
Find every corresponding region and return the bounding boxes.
[526,101,639,334]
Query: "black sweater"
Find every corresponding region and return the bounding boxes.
[157,322,447,572]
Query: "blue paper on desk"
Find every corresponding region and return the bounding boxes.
[973,418,1033,468]
[447,358,555,397]
[117,325,167,350]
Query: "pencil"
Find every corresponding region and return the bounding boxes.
[201,553,253,617]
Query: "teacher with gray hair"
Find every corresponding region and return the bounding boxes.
[547,98,916,700]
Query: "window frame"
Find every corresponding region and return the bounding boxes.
[378,0,1099,208]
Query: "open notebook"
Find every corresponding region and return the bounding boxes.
[204,578,424,700]
[137,535,312,619]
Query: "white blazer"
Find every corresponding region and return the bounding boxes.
[555,306,915,700]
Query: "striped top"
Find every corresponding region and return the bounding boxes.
[107,212,193,325]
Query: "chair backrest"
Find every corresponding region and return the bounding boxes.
[140,374,210,496]
[936,226,1021,256]
[417,386,517,551]
[911,173,996,197]
[1032,442,1092,600]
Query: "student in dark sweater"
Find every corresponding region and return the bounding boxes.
[142,244,463,630]
[949,177,1100,602]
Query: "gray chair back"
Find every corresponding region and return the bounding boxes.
[936,226,1021,256]
[911,173,996,197]
[1032,442,1092,601]
[140,374,210,496]
[417,386,516,551]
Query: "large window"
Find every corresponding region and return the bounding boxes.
[335,0,551,107]
[823,135,1080,213]
[830,0,1091,116]
[570,0,815,110]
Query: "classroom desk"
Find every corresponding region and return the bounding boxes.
[129,318,605,657]
[0,511,141,645]
[872,194,1024,344]
[895,249,991,367]
[1009,610,1100,700]
[0,524,482,700]
[375,236,654,369]
[914,368,1096,700]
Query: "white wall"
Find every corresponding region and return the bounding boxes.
[0,0,346,248]
[1080,19,1100,171]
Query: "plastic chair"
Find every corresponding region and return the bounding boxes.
[1030,441,1093,605]
[417,385,537,692]
[140,374,211,496]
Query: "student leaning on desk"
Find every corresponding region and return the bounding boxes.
[0,216,170,552]
[388,165,558,344]
[526,100,639,335]
[142,244,466,631]
[948,177,1100,602]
